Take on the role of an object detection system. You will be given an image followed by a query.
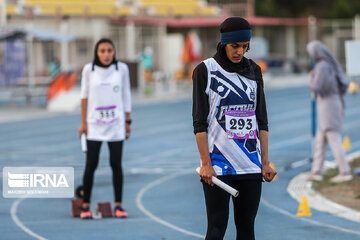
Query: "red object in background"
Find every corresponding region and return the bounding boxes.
[97,202,113,218]
[64,72,77,91]
[47,72,78,101]
[182,32,202,64]
[71,198,83,217]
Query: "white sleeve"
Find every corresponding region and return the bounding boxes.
[122,64,131,112]
[80,64,90,99]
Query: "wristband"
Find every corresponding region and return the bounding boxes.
[125,119,132,125]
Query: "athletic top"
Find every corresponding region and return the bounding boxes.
[80,62,131,141]
[192,57,268,177]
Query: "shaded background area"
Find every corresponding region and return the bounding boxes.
[0,0,360,110]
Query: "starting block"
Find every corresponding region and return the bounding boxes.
[97,202,113,218]
[71,198,83,217]
[71,200,113,218]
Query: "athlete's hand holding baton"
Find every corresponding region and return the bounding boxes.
[81,133,87,152]
[196,167,239,197]
[78,122,87,153]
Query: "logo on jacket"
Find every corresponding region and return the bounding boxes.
[250,88,255,100]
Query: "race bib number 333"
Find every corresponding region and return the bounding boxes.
[225,110,257,139]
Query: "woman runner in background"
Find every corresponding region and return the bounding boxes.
[78,38,132,219]
[192,17,277,240]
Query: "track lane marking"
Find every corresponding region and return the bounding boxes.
[11,198,48,240]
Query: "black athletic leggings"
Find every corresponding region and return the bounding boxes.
[83,140,124,203]
[202,178,262,240]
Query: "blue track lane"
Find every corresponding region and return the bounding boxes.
[1,85,360,239]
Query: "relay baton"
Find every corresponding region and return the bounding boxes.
[196,167,239,197]
[81,133,87,152]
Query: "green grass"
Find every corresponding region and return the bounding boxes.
[313,157,360,200]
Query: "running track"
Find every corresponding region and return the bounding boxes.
[1,85,360,240]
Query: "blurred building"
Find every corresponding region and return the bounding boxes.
[0,0,359,86]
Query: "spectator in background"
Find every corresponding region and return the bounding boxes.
[306,40,352,183]
[141,46,154,71]
[48,58,60,76]
[141,46,154,82]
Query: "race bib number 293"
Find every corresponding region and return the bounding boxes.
[225,110,257,139]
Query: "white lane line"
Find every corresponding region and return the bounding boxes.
[129,168,165,174]
[11,198,48,240]
[281,158,311,171]
[136,167,360,237]
[270,105,360,134]
[261,198,360,236]
[270,116,360,151]
[136,169,205,239]
[269,103,360,135]
[270,108,309,122]
[278,141,360,171]
[270,134,310,150]
[128,148,186,164]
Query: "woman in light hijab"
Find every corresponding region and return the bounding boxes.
[306,40,352,183]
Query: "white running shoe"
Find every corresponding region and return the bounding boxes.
[307,172,323,181]
[330,174,353,183]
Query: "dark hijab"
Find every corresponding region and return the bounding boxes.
[213,43,256,80]
[213,17,256,80]
[93,38,117,68]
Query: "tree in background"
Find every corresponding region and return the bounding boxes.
[324,0,360,18]
[255,0,360,19]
